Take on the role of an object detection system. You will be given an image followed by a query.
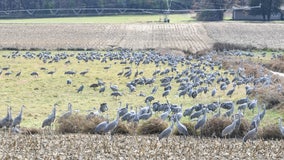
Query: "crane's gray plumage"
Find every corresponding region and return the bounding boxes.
[259,105,266,120]
[104,110,120,134]
[94,115,109,134]
[77,85,84,93]
[59,103,72,121]
[99,103,108,113]
[222,116,237,137]
[160,106,171,121]
[175,115,189,138]
[211,88,217,97]
[159,120,174,141]
[243,121,258,143]
[0,106,13,128]
[42,104,57,128]
[12,105,25,127]
[183,107,195,117]
[195,108,207,130]
[118,103,128,117]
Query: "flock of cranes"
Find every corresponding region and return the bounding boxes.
[0,49,283,143]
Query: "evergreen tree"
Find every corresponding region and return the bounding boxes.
[250,0,282,21]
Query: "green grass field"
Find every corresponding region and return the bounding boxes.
[0,50,282,129]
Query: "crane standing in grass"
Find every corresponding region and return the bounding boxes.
[42,104,57,129]
[104,109,120,140]
[175,115,189,139]
[243,121,258,143]
[94,114,109,134]
[221,115,238,137]
[12,105,25,128]
[0,106,13,128]
[159,119,175,141]
[58,103,72,122]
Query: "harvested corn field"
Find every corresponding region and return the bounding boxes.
[204,22,284,50]
[1,22,283,53]
[0,133,283,159]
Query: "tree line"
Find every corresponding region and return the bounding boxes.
[0,0,282,21]
[0,0,249,11]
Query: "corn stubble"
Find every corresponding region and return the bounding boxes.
[0,133,283,159]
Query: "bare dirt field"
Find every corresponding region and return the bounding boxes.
[0,22,283,53]
[0,133,283,159]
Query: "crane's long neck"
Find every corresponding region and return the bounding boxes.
[8,107,12,118]
[19,106,24,117]
[170,120,175,129]
[68,104,72,112]
[52,107,56,117]
[279,118,283,129]
[116,111,120,121]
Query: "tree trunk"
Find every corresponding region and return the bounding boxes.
[262,13,266,21]
[267,0,272,21]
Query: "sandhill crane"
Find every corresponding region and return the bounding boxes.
[159,119,174,141]
[104,110,120,139]
[67,79,72,85]
[58,103,72,122]
[12,105,25,128]
[236,97,248,105]
[151,86,158,95]
[0,106,13,128]
[111,91,123,99]
[47,69,56,76]
[211,88,217,97]
[80,69,89,76]
[190,108,205,120]
[103,64,112,72]
[99,103,108,113]
[259,104,266,120]
[139,106,152,120]
[195,108,207,131]
[42,104,57,128]
[183,107,195,117]
[94,115,109,134]
[110,83,119,92]
[30,71,39,77]
[145,96,154,103]
[175,115,189,138]
[222,115,237,137]
[15,71,21,77]
[118,102,128,117]
[223,105,234,117]
[99,85,106,94]
[4,71,12,76]
[77,85,84,93]
[213,106,221,118]
[160,107,171,121]
[279,118,284,136]
[2,65,10,71]
[248,99,257,111]
[89,83,99,90]
[226,86,235,97]
[243,121,258,143]
[138,91,146,97]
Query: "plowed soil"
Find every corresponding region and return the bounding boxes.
[1,22,283,53]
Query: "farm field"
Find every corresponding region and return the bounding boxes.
[0,15,284,159]
[0,21,284,53]
[0,133,283,159]
[0,49,283,128]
